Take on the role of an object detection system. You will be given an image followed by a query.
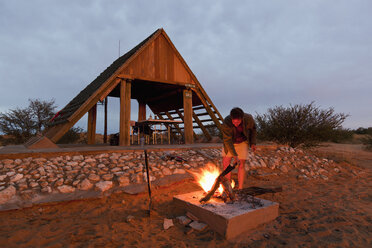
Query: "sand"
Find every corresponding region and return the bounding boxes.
[0,143,371,247]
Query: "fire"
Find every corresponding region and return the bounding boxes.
[190,162,235,195]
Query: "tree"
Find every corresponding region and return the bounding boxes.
[255,102,348,147]
[0,99,57,144]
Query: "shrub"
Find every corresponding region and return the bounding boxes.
[57,127,84,144]
[362,135,372,150]
[255,102,348,147]
[329,128,354,143]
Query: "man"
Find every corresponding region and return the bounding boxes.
[222,107,257,189]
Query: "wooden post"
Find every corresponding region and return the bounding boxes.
[183,89,193,144]
[138,100,146,121]
[87,104,97,144]
[119,79,131,146]
[103,97,108,143]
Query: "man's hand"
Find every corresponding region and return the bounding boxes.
[251,144,256,152]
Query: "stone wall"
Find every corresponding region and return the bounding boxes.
[0,147,340,207]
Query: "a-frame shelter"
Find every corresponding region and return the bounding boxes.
[31,28,223,148]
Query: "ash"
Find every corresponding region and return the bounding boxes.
[200,194,265,219]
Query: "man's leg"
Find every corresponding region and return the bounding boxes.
[238,159,246,189]
[222,156,232,180]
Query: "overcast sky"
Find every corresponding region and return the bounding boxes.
[1,0,371,134]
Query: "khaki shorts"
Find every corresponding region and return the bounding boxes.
[222,142,249,160]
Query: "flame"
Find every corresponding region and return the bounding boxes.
[191,162,235,194]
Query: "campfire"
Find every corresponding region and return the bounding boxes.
[190,162,236,202]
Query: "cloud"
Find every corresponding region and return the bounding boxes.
[0,0,371,132]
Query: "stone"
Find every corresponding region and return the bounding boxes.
[72,180,80,187]
[174,191,279,239]
[162,168,172,176]
[95,181,113,192]
[6,171,16,177]
[88,174,100,182]
[126,215,135,223]
[176,216,192,225]
[57,185,75,193]
[2,159,14,165]
[279,165,289,173]
[29,182,39,188]
[10,174,23,182]
[0,185,16,204]
[98,163,106,168]
[118,176,130,186]
[72,155,84,161]
[79,179,93,191]
[334,168,340,173]
[0,175,7,181]
[163,218,174,230]
[189,221,208,232]
[67,161,78,167]
[111,167,121,172]
[14,159,22,165]
[102,174,114,181]
[41,186,52,193]
[320,175,329,180]
[55,178,64,187]
[173,168,186,174]
[85,158,96,163]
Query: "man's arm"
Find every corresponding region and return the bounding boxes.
[222,123,238,157]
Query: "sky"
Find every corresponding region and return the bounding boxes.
[1,0,371,134]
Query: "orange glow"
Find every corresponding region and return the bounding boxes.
[191,163,235,194]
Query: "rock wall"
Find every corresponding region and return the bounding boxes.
[0,147,340,206]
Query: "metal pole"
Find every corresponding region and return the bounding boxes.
[144,150,152,216]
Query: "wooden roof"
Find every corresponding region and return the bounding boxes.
[46,28,223,143]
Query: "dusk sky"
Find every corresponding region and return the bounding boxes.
[1,0,371,134]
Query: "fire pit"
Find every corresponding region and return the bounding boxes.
[175,163,279,239]
[173,191,279,239]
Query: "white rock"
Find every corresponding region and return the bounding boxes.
[176,216,192,225]
[162,168,172,176]
[279,165,289,173]
[95,181,113,192]
[118,176,130,186]
[0,185,16,204]
[163,218,174,230]
[14,159,22,165]
[79,179,93,190]
[189,221,208,231]
[67,161,78,166]
[10,173,23,182]
[173,168,186,174]
[57,185,75,194]
[85,158,96,163]
[6,171,16,177]
[72,155,84,161]
[88,174,100,182]
[29,182,39,188]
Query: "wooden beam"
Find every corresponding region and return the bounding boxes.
[193,88,223,130]
[192,110,211,141]
[183,89,193,144]
[175,109,198,140]
[165,112,184,139]
[119,79,131,146]
[87,104,97,144]
[104,97,108,143]
[138,100,146,121]
[117,74,190,87]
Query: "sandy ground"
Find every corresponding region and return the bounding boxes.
[0,144,371,247]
